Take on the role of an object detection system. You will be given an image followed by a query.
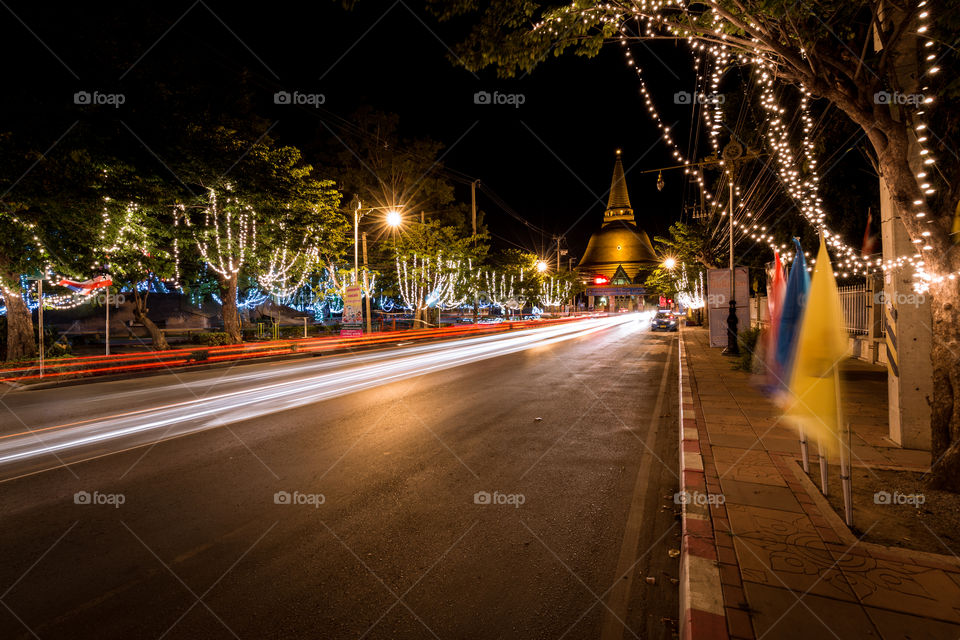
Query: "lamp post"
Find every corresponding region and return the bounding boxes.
[721,141,744,356]
[722,174,739,355]
[352,200,403,333]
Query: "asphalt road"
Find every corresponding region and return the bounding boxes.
[0,314,680,640]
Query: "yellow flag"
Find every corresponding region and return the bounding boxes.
[784,235,849,456]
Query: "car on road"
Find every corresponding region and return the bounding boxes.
[651,311,678,332]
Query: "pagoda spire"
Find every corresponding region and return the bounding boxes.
[604,149,634,225]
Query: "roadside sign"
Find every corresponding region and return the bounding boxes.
[340,286,363,337]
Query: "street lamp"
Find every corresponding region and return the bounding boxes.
[353,201,403,333]
[535,260,548,273]
[385,209,402,228]
[663,257,677,270]
[721,140,743,356]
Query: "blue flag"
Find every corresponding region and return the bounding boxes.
[774,238,810,387]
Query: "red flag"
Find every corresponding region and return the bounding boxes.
[763,252,787,387]
[862,208,878,257]
[57,275,113,293]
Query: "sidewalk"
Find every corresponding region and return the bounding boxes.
[678,326,960,640]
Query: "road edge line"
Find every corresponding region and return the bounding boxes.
[677,327,728,640]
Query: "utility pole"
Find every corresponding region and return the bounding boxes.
[471,179,480,238]
[105,286,111,356]
[354,200,360,276]
[38,279,44,377]
[362,231,372,333]
[556,236,561,272]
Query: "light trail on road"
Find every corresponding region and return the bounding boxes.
[0,314,647,476]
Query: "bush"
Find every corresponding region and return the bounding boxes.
[191,332,230,346]
[188,350,209,362]
[47,341,71,358]
[735,326,763,372]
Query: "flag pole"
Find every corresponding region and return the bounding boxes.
[798,427,810,473]
[818,442,829,497]
[836,366,854,527]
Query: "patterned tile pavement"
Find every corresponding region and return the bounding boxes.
[680,327,960,640]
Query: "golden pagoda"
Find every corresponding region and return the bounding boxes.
[578,149,658,283]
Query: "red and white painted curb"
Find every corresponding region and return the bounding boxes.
[678,332,728,639]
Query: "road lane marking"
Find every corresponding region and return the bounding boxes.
[600,335,675,640]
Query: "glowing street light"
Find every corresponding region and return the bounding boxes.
[663,257,677,270]
[385,209,402,228]
[535,260,548,273]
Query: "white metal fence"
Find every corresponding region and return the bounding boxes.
[838,284,871,335]
[750,281,885,337]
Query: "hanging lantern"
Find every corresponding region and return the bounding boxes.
[656,171,665,192]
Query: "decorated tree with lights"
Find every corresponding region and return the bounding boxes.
[176,127,347,343]
[394,220,476,327]
[426,0,960,488]
[0,135,104,360]
[97,199,176,350]
[0,209,43,360]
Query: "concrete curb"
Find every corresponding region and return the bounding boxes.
[677,330,728,640]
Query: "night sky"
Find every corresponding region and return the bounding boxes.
[1,1,800,262]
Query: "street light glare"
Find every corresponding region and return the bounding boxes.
[386,210,402,227]
[663,257,677,270]
[536,260,548,273]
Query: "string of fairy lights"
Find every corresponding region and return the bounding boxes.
[571,0,945,289]
[2,1,944,311]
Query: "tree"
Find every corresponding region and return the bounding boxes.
[178,129,347,343]
[424,0,960,488]
[493,249,546,311]
[394,220,475,327]
[97,199,175,350]
[0,209,41,360]
[0,135,103,361]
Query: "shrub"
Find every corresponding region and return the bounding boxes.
[191,332,230,346]
[188,350,209,362]
[47,341,71,358]
[735,326,763,372]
